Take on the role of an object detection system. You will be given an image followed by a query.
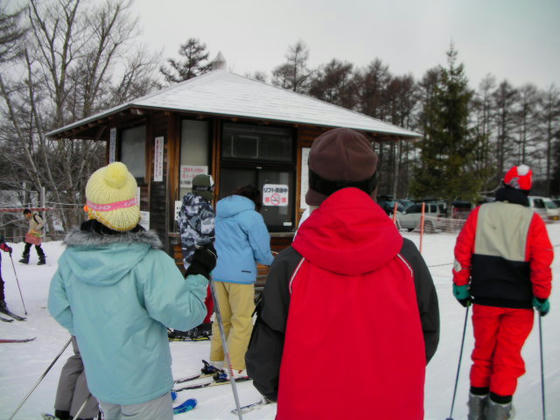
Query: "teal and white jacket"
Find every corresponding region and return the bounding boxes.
[48,222,208,405]
[212,195,274,284]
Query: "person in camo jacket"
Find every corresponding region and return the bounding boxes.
[172,174,216,340]
[452,164,553,420]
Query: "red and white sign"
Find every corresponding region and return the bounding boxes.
[180,165,208,187]
[263,184,289,207]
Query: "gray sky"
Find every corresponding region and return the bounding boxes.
[134,0,559,89]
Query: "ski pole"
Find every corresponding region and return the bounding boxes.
[9,337,72,420]
[446,304,470,420]
[538,314,546,420]
[72,394,91,420]
[9,254,28,315]
[209,277,243,420]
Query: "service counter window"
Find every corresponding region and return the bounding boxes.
[179,120,210,199]
[120,126,146,180]
[220,123,295,232]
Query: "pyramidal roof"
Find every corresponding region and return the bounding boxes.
[48,70,420,139]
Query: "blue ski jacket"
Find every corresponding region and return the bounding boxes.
[48,223,208,405]
[212,195,274,284]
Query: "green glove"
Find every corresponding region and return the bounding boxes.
[453,284,472,307]
[532,297,550,316]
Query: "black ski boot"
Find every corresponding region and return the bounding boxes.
[38,256,46,265]
[19,255,29,264]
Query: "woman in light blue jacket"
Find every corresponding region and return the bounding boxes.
[48,162,214,420]
[210,185,274,375]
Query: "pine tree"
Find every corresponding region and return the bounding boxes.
[411,46,482,203]
[160,38,211,83]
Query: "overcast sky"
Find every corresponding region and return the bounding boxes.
[134,0,559,90]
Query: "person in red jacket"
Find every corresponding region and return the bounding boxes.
[246,128,440,419]
[452,164,553,420]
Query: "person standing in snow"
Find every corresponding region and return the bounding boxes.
[0,234,13,312]
[20,208,46,265]
[452,164,553,420]
[210,184,275,378]
[52,337,99,420]
[48,162,215,420]
[171,173,216,340]
[245,128,440,419]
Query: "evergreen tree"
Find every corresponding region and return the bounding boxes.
[411,46,481,203]
[160,38,211,83]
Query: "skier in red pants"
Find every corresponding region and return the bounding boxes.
[452,164,553,420]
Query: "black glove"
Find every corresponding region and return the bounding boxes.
[186,243,217,279]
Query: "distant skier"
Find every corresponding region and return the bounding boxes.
[452,164,553,420]
[20,208,46,265]
[48,162,216,420]
[0,234,13,312]
[172,173,216,340]
[246,128,440,419]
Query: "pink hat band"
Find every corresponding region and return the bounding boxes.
[86,198,138,212]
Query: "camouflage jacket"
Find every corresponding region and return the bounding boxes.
[178,193,215,269]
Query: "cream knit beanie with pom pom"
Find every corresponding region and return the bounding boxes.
[85,162,140,231]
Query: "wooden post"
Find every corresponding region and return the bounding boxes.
[419,202,425,253]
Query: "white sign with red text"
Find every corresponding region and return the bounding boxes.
[262,184,289,207]
[180,165,208,188]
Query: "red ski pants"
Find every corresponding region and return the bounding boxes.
[470,304,534,397]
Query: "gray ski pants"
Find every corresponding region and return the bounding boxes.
[99,392,173,420]
[54,337,99,418]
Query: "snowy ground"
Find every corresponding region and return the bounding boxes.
[1,225,559,420]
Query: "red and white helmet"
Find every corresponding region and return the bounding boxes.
[503,164,532,191]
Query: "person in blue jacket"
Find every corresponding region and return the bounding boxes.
[48,162,216,420]
[210,184,274,377]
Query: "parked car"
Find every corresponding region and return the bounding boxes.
[528,196,559,221]
[396,201,447,232]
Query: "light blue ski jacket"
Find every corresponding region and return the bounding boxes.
[212,195,274,284]
[48,227,208,405]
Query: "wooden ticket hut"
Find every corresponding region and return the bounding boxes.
[47,67,420,271]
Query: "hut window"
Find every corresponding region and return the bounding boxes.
[180,120,210,199]
[222,123,292,162]
[220,122,295,232]
[120,125,146,179]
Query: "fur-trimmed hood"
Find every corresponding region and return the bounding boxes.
[59,227,163,287]
[64,227,162,249]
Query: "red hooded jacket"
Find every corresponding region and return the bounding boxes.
[246,188,439,419]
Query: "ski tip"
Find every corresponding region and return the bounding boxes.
[173,398,197,414]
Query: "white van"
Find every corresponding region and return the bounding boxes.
[528,196,559,221]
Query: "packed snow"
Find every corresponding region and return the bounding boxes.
[1,225,559,419]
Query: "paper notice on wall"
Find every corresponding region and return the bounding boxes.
[139,211,150,230]
[299,147,310,209]
[180,165,208,188]
[109,128,117,163]
[154,136,164,182]
[174,200,182,221]
[263,184,289,207]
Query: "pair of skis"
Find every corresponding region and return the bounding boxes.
[173,360,251,393]
[0,307,34,343]
[0,307,26,321]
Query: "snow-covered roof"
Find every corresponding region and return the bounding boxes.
[47,70,420,139]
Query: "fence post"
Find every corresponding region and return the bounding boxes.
[419,202,425,253]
